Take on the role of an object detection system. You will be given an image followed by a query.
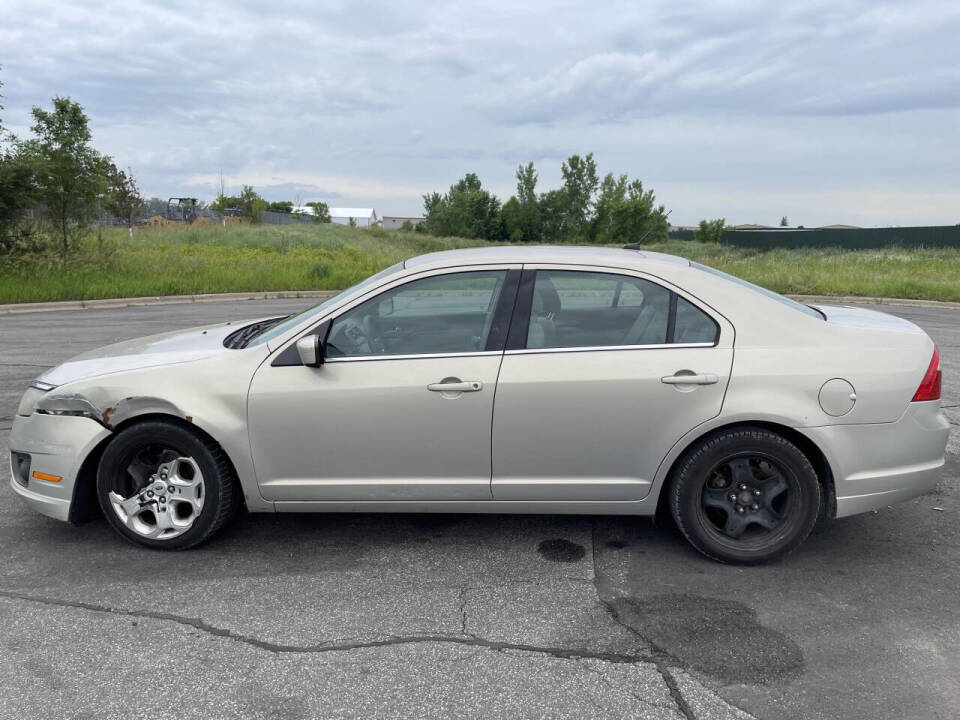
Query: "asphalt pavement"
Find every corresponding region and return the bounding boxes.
[0,299,957,720]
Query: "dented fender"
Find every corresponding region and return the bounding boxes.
[36,391,187,430]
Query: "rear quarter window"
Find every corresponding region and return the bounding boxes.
[674,297,719,344]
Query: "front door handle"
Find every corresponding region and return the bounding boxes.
[427,379,483,393]
[661,373,719,385]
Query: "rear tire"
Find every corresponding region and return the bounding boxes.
[97,420,235,550]
[669,427,821,564]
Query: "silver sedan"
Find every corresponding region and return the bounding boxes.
[9,246,949,563]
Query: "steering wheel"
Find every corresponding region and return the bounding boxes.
[333,317,373,354]
[362,314,386,353]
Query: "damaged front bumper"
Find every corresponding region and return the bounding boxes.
[8,412,111,521]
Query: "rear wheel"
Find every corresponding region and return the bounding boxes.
[670,427,821,564]
[97,420,235,549]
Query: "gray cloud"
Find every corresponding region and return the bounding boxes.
[1,0,959,225]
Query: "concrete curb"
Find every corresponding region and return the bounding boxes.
[790,294,960,310]
[0,290,339,315]
[0,290,958,315]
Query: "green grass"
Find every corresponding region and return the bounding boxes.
[2,224,959,303]
[0,224,485,303]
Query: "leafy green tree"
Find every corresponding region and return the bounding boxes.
[400,220,414,231]
[560,152,598,240]
[592,173,628,242]
[422,173,503,239]
[695,218,727,243]
[500,197,525,242]
[0,149,35,251]
[780,215,789,227]
[238,185,267,223]
[538,188,569,243]
[305,201,330,223]
[102,163,143,236]
[605,180,669,244]
[20,97,109,257]
[267,200,293,213]
[0,71,37,251]
[502,162,541,242]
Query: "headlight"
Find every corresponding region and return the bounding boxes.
[16,381,56,417]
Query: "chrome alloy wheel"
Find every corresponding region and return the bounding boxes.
[108,450,205,540]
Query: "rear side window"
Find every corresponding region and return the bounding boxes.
[674,297,719,343]
[524,270,716,349]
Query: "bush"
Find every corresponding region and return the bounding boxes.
[695,218,726,244]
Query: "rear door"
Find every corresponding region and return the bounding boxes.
[491,266,734,502]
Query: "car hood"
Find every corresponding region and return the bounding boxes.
[38,319,264,387]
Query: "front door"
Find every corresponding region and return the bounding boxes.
[248,267,518,502]
[492,267,733,502]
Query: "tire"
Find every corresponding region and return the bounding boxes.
[669,427,821,564]
[96,420,236,549]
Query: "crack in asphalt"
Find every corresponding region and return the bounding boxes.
[0,588,650,665]
[588,520,726,720]
[588,530,696,720]
[0,529,758,719]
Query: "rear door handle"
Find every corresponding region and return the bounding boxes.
[661,373,719,385]
[427,380,483,393]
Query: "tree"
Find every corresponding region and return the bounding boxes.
[267,200,293,213]
[237,185,265,223]
[695,218,726,243]
[422,173,503,240]
[538,188,570,243]
[780,215,789,227]
[560,152,598,240]
[501,162,541,243]
[305,201,330,223]
[0,70,37,251]
[102,163,143,237]
[604,180,669,245]
[20,97,109,257]
[592,173,628,242]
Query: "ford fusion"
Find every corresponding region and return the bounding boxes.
[9,247,949,563]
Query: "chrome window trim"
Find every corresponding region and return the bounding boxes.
[325,350,504,364]
[504,342,716,356]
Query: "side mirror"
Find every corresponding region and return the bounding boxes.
[379,296,395,316]
[296,335,323,367]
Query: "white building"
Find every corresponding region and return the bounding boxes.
[329,207,379,227]
[382,216,425,230]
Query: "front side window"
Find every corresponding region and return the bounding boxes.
[327,271,507,358]
[525,270,718,350]
[247,262,405,347]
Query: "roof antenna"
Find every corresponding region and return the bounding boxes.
[624,209,672,250]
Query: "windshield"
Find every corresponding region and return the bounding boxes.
[247,262,405,346]
[691,262,824,320]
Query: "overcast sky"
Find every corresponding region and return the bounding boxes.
[2,0,959,226]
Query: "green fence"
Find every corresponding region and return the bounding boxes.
[704,225,960,249]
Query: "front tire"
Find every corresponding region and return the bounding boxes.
[97,420,236,549]
[669,427,821,564]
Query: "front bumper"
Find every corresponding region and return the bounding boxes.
[801,402,950,518]
[8,413,111,522]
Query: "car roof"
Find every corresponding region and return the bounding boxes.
[403,245,690,270]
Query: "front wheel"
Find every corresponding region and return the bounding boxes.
[97,420,236,549]
[669,427,821,564]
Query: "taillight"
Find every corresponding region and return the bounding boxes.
[912,347,941,402]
